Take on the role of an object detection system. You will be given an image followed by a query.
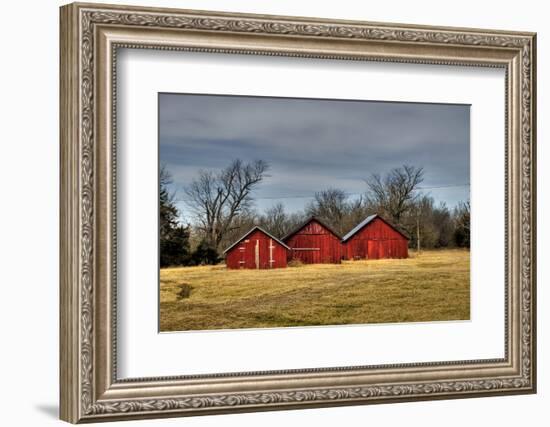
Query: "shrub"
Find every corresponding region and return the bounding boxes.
[288,259,304,268]
[190,240,221,265]
[177,283,193,299]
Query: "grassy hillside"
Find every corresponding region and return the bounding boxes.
[160,249,470,332]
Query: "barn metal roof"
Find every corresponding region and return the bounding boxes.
[222,225,291,254]
[341,214,377,242]
[341,214,410,242]
[282,216,342,242]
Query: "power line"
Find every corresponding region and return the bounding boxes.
[417,183,470,190]
[174,183,470,202]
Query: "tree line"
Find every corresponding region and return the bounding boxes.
[160,160,470,267]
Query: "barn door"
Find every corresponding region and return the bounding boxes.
[367,240,378,259]
[238,240,247,268]
[379,241,386,258]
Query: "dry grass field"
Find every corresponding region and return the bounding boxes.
[160,249,470,332]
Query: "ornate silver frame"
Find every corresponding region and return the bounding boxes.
[60,2,537,423]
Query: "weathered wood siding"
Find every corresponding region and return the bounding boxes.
[344,217,408,260]
[226,229,288,269]
[284,219,342,264]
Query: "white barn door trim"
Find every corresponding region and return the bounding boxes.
[254,239,260,269]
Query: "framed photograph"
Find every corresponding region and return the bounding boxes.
[60,2,536,423]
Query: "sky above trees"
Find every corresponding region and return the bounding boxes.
[159,93,470,222]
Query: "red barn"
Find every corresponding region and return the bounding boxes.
[283,217,342,264]
[224,226,290,269]
[342,214,409,260]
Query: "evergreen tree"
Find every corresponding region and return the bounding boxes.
[190,240,220,266]
[160,166,191,267]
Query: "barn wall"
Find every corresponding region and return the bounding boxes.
[285,221,342,264]
[344,217,408,260]
[226,229,288,269]
[225,248,244,269]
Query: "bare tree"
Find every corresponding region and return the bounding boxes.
[407,195,438,252]
[306,188,369,235]
[218,210,258,251]
[397,193,459,251]
[453,201,470,248]
[184,159,269,251]
[260,202,289,238]
[285,211,309,235]
[365,165,424,225]
[306,188,348,234]
[343,196,370,234]
[431,202,454,248]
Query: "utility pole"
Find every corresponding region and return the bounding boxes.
[416,206,421,253]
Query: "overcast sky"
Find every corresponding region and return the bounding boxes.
[159,93,470,221]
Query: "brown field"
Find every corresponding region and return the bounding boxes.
[160,249,470,332]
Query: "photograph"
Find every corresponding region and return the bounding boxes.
[158,93,471,332]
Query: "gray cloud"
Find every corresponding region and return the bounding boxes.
[159,93,470,220]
